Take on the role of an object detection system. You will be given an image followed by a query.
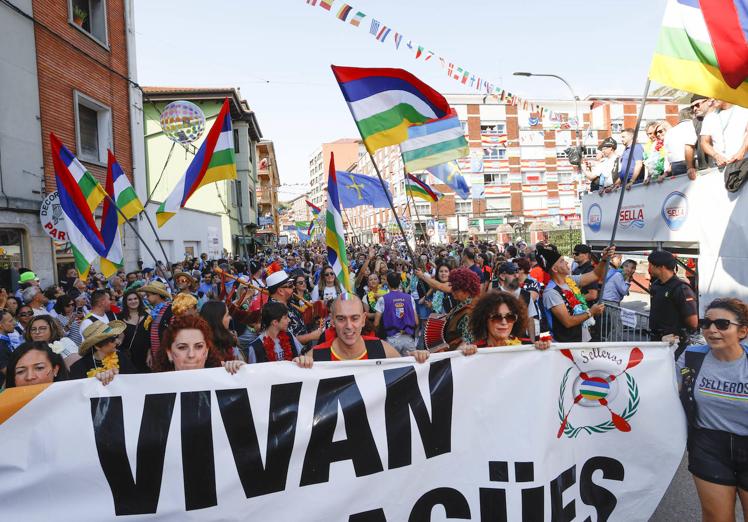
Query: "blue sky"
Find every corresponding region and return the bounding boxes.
[134,0,667,200]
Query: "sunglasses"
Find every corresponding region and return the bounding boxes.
[699,318,742,331]
[18,312,33,317]
[324,272,334,276]
[489,312,518,323]
[656,129,666,135]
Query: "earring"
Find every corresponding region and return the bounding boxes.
[168,356,173,363]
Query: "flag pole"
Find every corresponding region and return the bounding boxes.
[368,152,416,262]
[341,206,362,245]
[404,168,429,245]
[140,205,175,283]
[103,193,174,290]
[598,78,651,298]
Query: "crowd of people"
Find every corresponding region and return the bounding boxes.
[0,236,746,520]
[582,95,748,193]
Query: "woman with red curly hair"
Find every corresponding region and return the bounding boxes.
[415,266,481,349]
[94,314,245,385]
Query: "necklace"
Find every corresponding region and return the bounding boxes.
[262,331,294,361]
[87,351,119,378]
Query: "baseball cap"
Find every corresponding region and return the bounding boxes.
[573,244,592,255]
[598,137,617,150]
[498,262,519,275]
[648,250,677,270]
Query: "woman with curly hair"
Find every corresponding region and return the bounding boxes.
[415,266,481,349]
[93,315,246,386]
[469,291,551,349]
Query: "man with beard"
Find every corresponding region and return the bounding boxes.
[496,261,538,341]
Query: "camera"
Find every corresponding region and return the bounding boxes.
[564,146,584,167]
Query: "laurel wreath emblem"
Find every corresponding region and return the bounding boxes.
[557,367,640,438]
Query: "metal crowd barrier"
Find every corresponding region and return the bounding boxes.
[598,301,651,342]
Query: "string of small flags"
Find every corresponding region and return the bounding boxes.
[304,0,563,119]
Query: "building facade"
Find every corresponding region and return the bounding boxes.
[0,0,139,287]
[139,88,262,262]
[308,138,364,209]
[256,140,281,241]
[343,93,679,245]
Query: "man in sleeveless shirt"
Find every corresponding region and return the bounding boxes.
[294,293,430,367]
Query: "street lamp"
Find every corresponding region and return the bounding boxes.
[512,72,581,149]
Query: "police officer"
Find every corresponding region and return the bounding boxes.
[648,250,698,357]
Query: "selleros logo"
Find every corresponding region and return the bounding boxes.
[618,205,645,230]
[661,191,688,231]
[586,204,602,232]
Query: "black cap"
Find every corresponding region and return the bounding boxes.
[598,137,617,150]
[536,245,562,273]
[648,250,677,270]
[573,244,592,255]
[498,262,520,275]
[249,260,261,274]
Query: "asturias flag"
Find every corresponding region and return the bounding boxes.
[400,112,468,172]
[649,0,748,106]
[336,171,393,208]
[331,65,452,153]
[325,153,352,292]
[50,134,105,279]
[157,98,237,227]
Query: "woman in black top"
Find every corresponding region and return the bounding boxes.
[117,289,149,372]
[69,320,136,379]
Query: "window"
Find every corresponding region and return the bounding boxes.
[481,123,505,135]
[233,129,240,154]
[415,202,431,215]
[558,172,575,184]
[523,194,547,210]
[74,91,111,165]
[583,146,598,158]
[232,180,242,208]
[456,201,472,214]
[484,173,509,184]
[611,121,624,134]
[69,0,108,45]
[483,147,506,159]
[248,191,255,210]
[487,197,511,211]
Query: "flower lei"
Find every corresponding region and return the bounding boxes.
[367,288,388,310]
[262,331,294,362]
[564,277,595,328]
[87,352,119,378]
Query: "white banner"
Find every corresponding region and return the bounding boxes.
[0,343,685,521]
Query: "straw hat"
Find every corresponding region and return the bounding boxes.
[173,271,196,284]
[79,320,127,355]
[140,281,171,299]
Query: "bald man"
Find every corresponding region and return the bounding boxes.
[294,293,430,367]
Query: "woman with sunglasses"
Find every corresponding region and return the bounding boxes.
[643,120,669,184]
[311,265,342,303]
[677,298,748,521]
[468,291,550,349]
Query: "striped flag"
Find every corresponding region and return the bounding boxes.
[349,10,365,26]
[108,150,143,222]
[305,199,321,235]
[99,153,124,277]
[306,0,317,4]
[319,0,334,10]
[156,98,237,227]
[400,113,469,172]
[331,65,451,154]
[649,0,748,106]
[325,153,352,292]
[50,134,105,279]
[49,134,105,212]
[376,26,391,42]
[393,32,403,49]
[336,3,352,21]
[405,173,442,202]
[369,19,380,35]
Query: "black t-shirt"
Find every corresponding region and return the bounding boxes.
[649,276,698,338]
[69,349,138,380]
[572,261,598,306]
[468,264,484,283]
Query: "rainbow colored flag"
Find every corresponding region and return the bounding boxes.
[331,65,451,154]
[405,173,442,202]
[325,153,351,292]
[336,3,352,21]
[49,133,105,212]
[156,98,236,227]
[305,199,321,235]
[50,134,105,279]
[400,113,469,172]
[649,0,748,106]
